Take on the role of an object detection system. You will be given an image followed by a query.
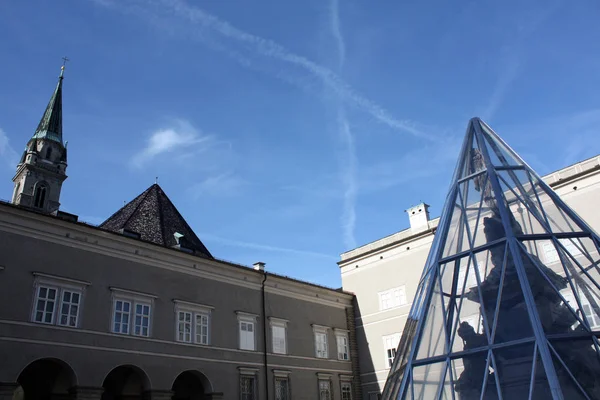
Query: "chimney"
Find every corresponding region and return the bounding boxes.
[253,262,266,272]
[406,203,430,232]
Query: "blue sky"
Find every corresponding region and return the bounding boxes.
[1,0,599,288]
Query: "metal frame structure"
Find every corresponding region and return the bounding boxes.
[382,118,600,400]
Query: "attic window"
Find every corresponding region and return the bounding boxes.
[119,228,141,239]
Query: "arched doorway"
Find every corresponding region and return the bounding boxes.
[101,365,150,400]
[17,358,77,400]
[172,371,212,400]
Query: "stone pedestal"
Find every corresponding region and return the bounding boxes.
[0,383,20,400]
[70,387,104,400]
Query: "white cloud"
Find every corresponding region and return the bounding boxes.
[201,233,337,260]
[92,0,432,139]
[0,127,19,169]
[131,119,213,167]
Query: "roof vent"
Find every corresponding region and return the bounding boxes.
[173,232,194,254]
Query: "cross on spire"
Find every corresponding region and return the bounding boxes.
[60,56,69,77]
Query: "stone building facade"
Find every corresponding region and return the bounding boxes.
[0,68,359,400]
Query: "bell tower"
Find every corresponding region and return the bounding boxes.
[12,63,68,214]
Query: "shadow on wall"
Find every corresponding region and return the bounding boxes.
[353,299,380,400]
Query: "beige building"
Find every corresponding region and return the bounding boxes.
[339,154,600,399]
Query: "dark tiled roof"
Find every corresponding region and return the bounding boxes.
[99,184,212,258]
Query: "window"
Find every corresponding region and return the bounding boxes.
[239,368,258,400]
[174,300,213,345]
[378,286,407,310]
[31,273,88,327]
[237,312,258,351]
[542,240,582,264]
[313,325,329,358]
[335,329,350,360]
[46,147,52,159]
[562,292,600,329]
[273,370,291,400]
[383,333,402,368]
[269,317,288,354]
[33,184,47,208]
[341,381,352,400]
[111,288,155,337]
[318,379,331,400]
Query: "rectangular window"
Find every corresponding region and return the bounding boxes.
[34,285,58,324]
[196,313,209,345]
[562,292,600,329]
[174,301,212,345]
[319,380,331,400]
[32,274,88,328]
[383,333,401,368]
[315,331,328,358]
[111,289,155,337]
[240,321,255,350]
[341,382,352,400]
[542,239,583,264]
[240,376,256,400]
[178,311,192,342]
[58,289,81,327]
[271,320,287,354]
[336,333,349,360]
[113,300,132,334]
[134,303,151,337]
[379,286,407,310]
[274,377,289,400]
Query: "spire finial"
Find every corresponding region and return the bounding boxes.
[60,56,69,78]
[155,176,159,185]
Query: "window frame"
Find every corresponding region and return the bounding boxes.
[340,379,353,400]
[382,333,402,368]
[239,367,259,400]
[174,300,213,345]
[269,317,288,355]
[334,329,350,361]
[312,324,330,359]
[273,370,291,400]
[378,285,407,311]
[237,311,259,351]
[31,273,88,328]
[317,373,332,400]
[110,287,156,337]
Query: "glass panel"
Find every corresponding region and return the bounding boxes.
[493,343,535,399]
[496,169,551,236]
[415,279,448,361]
[550,339,600,399]
[479,124,522,167]
[442,199,467,259]
[412,362,447,400]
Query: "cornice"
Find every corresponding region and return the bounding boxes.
[0,205,352,309]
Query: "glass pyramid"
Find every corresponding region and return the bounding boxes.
[382,118,600,400]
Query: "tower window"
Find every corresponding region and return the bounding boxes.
[34,185,47,208]
[46,147,52,159]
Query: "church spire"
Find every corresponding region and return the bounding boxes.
[11,60,69,214]
[32,62,67,143]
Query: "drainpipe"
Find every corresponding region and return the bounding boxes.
[254,262,269,400]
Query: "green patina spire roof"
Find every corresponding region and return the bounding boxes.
[32,65,65,143]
